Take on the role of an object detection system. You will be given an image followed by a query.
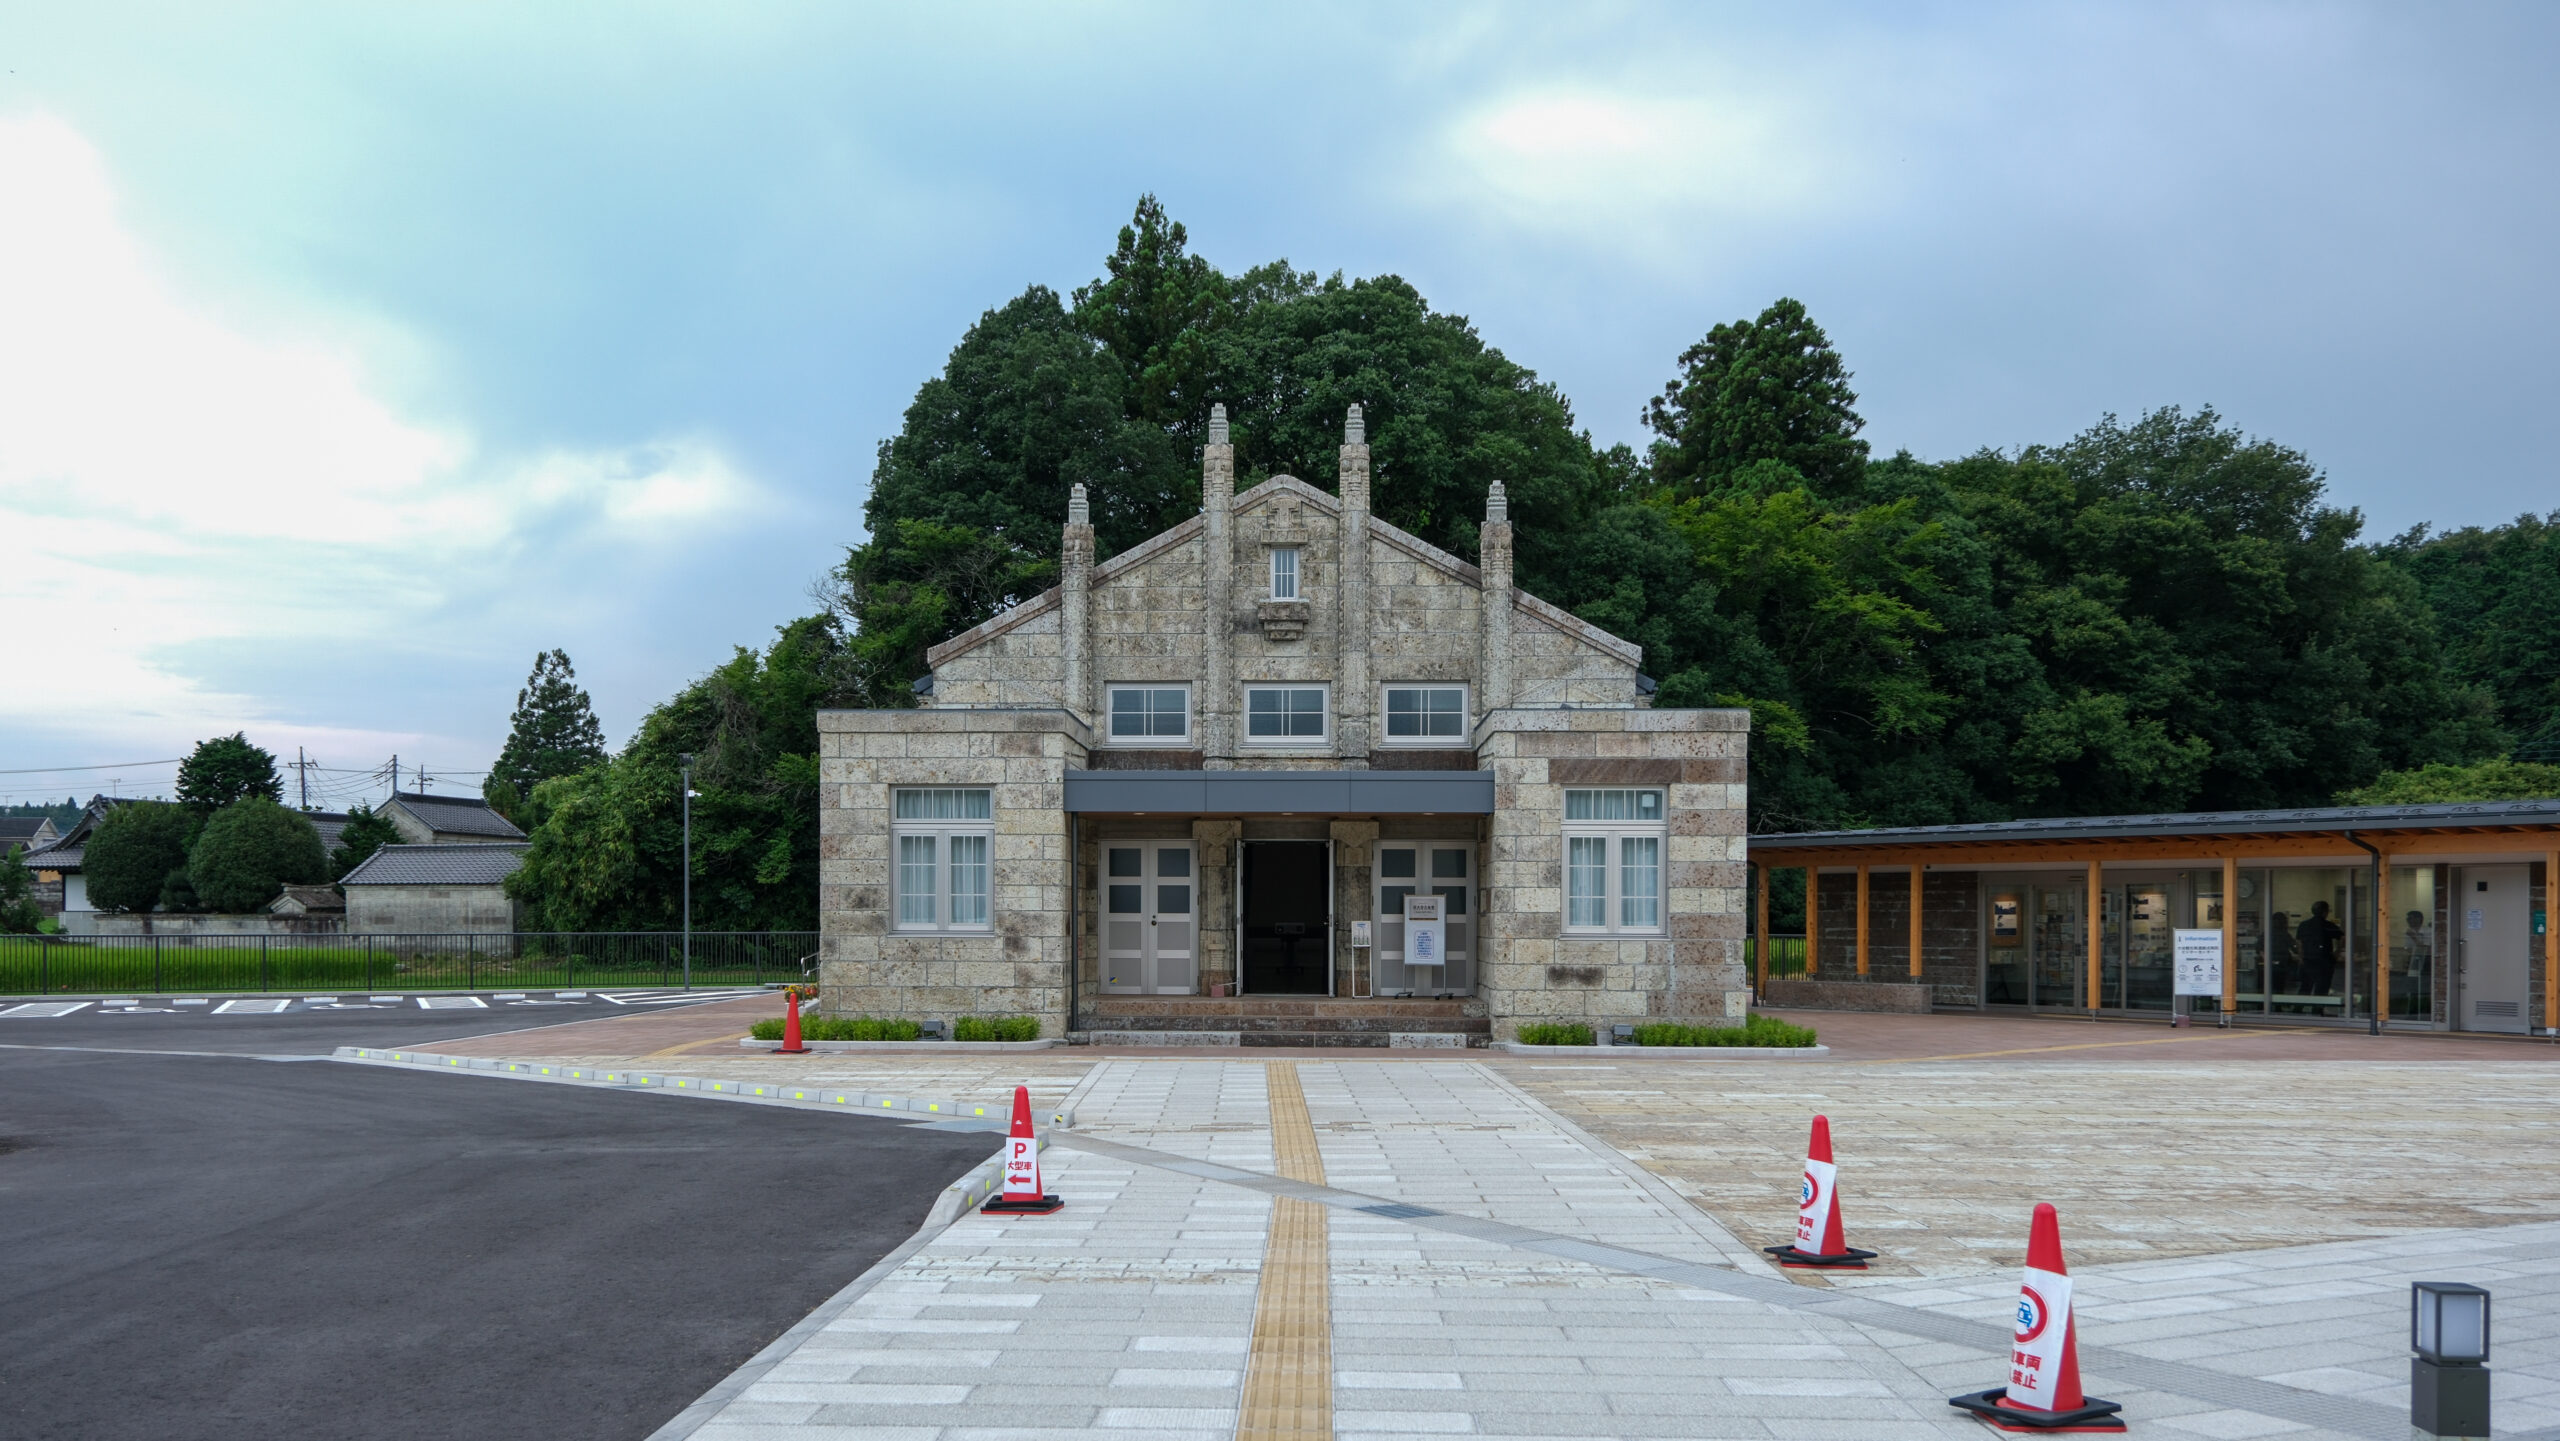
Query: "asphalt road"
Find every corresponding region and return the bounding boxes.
[0,986,762,1055]
[0,1044,998,1440]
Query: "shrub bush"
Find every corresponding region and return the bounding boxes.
[953,1015,1040,1042]
[1631,1014,1819,1048]
[1516,1021,1595,1046]
[189,798,329,912]
[749,1015,922,1041]
[83,802,196,913]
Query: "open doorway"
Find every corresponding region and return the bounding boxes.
[1241,841,1331,994]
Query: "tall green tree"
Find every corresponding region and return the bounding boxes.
[188,799,328,912]
[81,802,195,912]
[1643,297,1869,501]
[175,733,282,812]
[329,801,402,882]
[0,845,42,933]
[490,650,610,795]
[507,616,839,932]
[2379,512,2560,752]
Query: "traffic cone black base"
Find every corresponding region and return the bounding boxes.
[1763,1243,1878,1269]
[980,1194,1065,1214]
[1946,1388,2124,1432]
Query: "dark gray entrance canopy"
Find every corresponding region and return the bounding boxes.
[1063,769,1495,815]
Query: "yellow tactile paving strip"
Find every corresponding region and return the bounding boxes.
[1236,1062,1331,1441]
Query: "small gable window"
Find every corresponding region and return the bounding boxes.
[1269,547,1299,600]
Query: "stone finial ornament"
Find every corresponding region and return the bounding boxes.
[1344,403,1365,445]
[1068,482,1090,526]
[1486,477,1508,524]
[1208,403,1230,447]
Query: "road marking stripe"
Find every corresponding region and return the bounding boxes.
[1857,1029,2288,1064]
[1236,1062,1330,1441]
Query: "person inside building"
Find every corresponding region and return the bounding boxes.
[2267,910,2296,999]
[2296,901,2344,999]
[2403,908,2433,975]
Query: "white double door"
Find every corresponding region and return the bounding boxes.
[1374,842,1473,996]
[1103,843,1198,994]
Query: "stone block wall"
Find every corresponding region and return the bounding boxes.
[817,708,1086,1037]
[345,885,515,936]
[1476,706,1750,1039]
[1809,871,1980,1008]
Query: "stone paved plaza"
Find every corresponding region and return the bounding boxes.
[418,1005,2560,1439]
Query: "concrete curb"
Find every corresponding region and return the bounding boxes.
[331,1046,1077,1127]
[1492,1041,1831,1059]
[737,1037,1057,1052]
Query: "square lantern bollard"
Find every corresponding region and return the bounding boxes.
[2411,1281,2490,1440]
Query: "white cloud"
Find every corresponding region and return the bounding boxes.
[0,112,766,753]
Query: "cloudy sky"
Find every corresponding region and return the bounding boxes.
[3,3,2553,807]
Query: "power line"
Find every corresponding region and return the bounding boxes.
[0,759,182,775]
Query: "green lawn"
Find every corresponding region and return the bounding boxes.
[0,933,812,995]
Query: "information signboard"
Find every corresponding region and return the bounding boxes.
[2171,928,2223,997]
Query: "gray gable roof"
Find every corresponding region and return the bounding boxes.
[340,842,528,887]
[386,793,526,840]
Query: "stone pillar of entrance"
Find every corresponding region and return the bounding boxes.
[1336,406,1374,763]
[1201,404,1237,767]
[1193,818,1241,994]
[1331,819,1378,996]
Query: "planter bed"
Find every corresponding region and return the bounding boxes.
[1494,1041,1830,1059]
[739,1037,1057,1053]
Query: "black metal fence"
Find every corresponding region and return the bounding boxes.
[0,932,819,996]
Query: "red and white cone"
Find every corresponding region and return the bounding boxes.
[776,990,811,1055]
[1765,1115,1878,1268]
[980,1085,1063,1215]
[1948,1203,2124,1431]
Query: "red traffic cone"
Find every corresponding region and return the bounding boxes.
[775,989,811,1054]
[1948,1203,2123,1432]
[1765,1115,1878,1268]
[980,1084,1063,1215]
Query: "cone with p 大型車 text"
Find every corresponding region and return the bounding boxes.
[776,989,810,1054]
[1764,1114,1878,1268]
[979,1084,1063,1215]
[1948,1202,2124,1432]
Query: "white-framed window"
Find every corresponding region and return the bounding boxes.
[1269,547,1300,600]
[1244,683,1329,744]
[1562,788,1666,934]
[1380,684,1469,744]
[1105,684,1192,746]
[891,787,994,932]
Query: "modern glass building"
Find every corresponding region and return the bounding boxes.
[1748,801,2560,1035]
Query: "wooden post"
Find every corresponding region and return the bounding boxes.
[1855,864,1871,976]
[1805,868,1819,976]
[2085,861,2102,1016]
[1908,863,1925,979]
[1755,863,1771,995]
[2375,855,2392,1026]
[2221,855,2239,1019]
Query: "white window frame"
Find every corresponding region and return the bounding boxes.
[1242,683,1331,746]
[1104,683,1193,747]
[1561,788,1668,936]
[890,788,995,933]
[1269,546,1300,600]
[1378,684,1471,746]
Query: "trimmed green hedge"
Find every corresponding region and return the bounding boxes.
[751,1015,922,1041]
[1515,1021,1596,1046]
[953,1015,1040,1042]
[1631,1014,1819,1048]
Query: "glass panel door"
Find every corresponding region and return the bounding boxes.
[1374,845,1474,996]
[2388,865,2436,1021]
[2029,884,2083,1010]
[1101,844,1197,994]
[1985,885,2028,1006]
[2122,884,2173,1011]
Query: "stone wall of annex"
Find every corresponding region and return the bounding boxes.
[1476,706,1751,1040]
[816,708,1086,1036]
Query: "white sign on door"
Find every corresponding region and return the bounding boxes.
[2171,928,2223,997]
[1404,895,1446,968]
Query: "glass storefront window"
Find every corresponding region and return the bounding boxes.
[2266,868,2354,1017]
[2031,884,2083,1008]
[2389,865,2436,1021]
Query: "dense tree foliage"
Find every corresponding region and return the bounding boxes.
[188,799,328,912]
[490,650,612,802]
[175,733,282,812]
[2337,758,2560,806]
[2379,513,2560,752]
[82,802,195,913]
[1644,297,1868,501]
[329,801,401,882]
[0,845,41,933]
[507,617,838,932]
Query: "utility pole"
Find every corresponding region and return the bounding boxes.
[389,754,400,800]
[293,747,312,810]
[679,753,695,991]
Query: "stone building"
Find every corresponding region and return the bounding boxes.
[818,406,1750,1044]
[340,842,526,937]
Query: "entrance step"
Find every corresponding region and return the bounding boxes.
[1079,1028,1485,1049]
[1080,996,1490,1048]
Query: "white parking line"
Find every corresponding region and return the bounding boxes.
[213,998,293,1014]
[174,999,209,1006]
[415,996,489,1010]
[369,996,403,1003]
[0,1001,93,1018]
[303,997,337,1004]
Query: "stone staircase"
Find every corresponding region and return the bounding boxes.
[1078,995,1491,1049]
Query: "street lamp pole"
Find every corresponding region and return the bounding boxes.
[679,752,694,991]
